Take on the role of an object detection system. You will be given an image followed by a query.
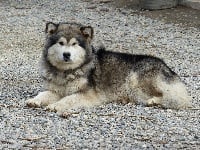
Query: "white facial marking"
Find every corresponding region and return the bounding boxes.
[58,37,67,45]
[47,37,86,70]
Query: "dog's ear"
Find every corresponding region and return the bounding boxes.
[45,22,58,35]
[80,26,94,40]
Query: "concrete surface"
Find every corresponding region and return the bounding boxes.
[179,0,200,10]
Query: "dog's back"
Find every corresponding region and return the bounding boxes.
[92,48,191,109]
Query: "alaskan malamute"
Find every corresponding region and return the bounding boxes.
[26,22,191,116]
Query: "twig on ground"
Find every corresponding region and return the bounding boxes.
[18,136,47,142]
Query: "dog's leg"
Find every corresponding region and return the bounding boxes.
[154,77,191,109]
[26,91,60,107]
[147,97,162,106]
[46,89,102,115]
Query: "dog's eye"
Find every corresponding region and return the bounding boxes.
[72,42,77,46]
[59,41,64,46]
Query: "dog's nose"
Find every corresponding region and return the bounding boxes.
[63,52,71,61]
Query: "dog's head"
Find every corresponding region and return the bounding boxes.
[43,22,94,71]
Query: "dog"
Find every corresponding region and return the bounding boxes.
[26,22,191,116]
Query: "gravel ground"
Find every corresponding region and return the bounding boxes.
[0,0,199,149]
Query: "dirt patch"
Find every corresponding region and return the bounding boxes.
[139,6,200,28]
[110,0,200,28]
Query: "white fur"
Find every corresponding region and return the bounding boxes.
[125,72,150,104]
[155,77,191,109]
[26,91,60,107]
[147,97,162,106]
[46,89,103,115]
[47,38,86,70]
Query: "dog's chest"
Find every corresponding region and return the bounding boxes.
[45,74,88,97]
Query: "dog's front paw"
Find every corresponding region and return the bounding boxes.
[26,98,42,108]
[46,103,66,115]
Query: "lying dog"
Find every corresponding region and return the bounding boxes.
[26,22,191,116]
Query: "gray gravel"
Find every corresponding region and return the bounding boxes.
[0,0,199,149]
